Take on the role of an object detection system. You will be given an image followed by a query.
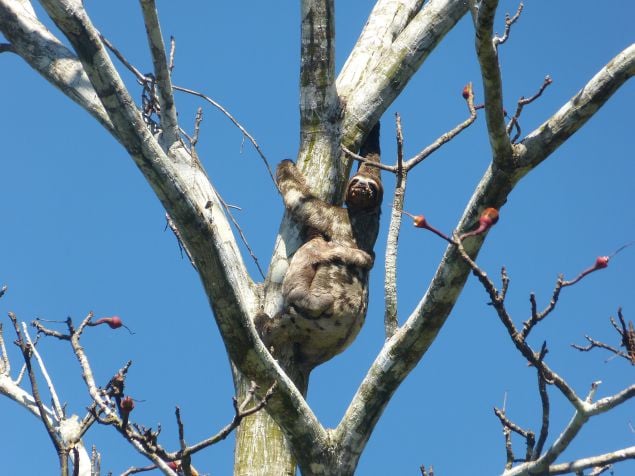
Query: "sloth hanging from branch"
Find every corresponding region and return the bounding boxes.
[257,124,383,370]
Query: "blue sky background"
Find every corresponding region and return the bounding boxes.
[1,1,634,474]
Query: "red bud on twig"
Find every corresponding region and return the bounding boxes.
[563,241,634,287]
[462,83,472,100]
[564,256,610,287]
[402,211,454,244]
[88,316,135,334]
[460,208,499,240]
[120,395,135,428]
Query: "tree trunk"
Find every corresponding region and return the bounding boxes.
[232,362,310,476]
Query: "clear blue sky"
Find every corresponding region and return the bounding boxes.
[1,1,634,475]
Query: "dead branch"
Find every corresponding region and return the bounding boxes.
[494,406,535,465]
[342,82,478,174]
[493,3,524,48]
[454,239,635,474]
[170,382,276,460]
[506,75,553,143]
[521,275,564,340]
[420,464,435,476]
[573,308,635,364]
[100,34,276,189]
[383,113,405,340]
[139,0,179,145]
[173,85,277,188]
[402,82,477,170]
[532,342,550,461]
[217,195,266,280]
[8,312,67,471]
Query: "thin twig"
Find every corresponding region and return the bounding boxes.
[22,322,64,420]
[0,323,9,375]
[8,313,64,457]
[173,85,277,189]
[165,212,197,269]
[506,75,553,143]
[341,146,398,173]
[168,36,176,73]
[617,308,635,364]
[343,82,478,175]
[572,336,629,361]
[32,319,71,341]
[493,3,524,48]
[121,464,158,476]
[573,308,635,364]
[500,267,510,302]
[420,465,434,476]
[520,275,564,340]
[174,407,195,476]
[174,382,276,459]
[91,446,101,476]
[101,34,276,189]
[100,35,146,82]
[403,82,477,170]
[218,196,266,280]
[191,107,203,147]
[494,407,535,445]
[533,342,550,460]
[454,238,583,408]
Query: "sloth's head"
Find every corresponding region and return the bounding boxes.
[346,173,383,211]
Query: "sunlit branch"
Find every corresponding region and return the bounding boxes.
[519,44,635,171]
[384,113,406,339]
[139,0,179,145]
[471,0,514,164]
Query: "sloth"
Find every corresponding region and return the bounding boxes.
[257,124,383,369]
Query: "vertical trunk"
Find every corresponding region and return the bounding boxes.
[232,363,309,476]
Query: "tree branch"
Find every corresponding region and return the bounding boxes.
[139,0,180,146]
[546,446,635,475]
[337,0,424,99]
[31,1,329,465]
[518,44,635,172]
[384,114,406,339]
[334,162,518,472]
[403,83,477,170]
[341,0,469,152]
[297,0,345,199]
[9,313,65,465]
[0,0,113,132]
[471,0,514,165]
[332,52,635,460]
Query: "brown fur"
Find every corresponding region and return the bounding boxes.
[258,124,383,368]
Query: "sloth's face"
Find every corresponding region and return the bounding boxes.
[346,175,383,210]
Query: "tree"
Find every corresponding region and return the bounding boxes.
[1,1,634,475]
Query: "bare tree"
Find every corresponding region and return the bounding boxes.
[1,1,634,475]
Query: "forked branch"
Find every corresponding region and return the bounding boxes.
[452,240,635,475]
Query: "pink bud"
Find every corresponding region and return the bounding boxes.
[413,215,427,228]
[102,316,122,329]
[460,208,500,240]
[89,316,135,334]
[595,256,610,269]
[462,84,471,99]
[120,395,135,414]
